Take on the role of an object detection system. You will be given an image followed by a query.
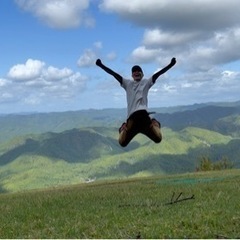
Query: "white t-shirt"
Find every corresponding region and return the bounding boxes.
[121,77,155,118]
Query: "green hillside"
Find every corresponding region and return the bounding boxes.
[0,125,235,193]
[0,101,240,193]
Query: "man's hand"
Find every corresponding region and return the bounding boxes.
[170,57,176,66]
[96,59,102,67]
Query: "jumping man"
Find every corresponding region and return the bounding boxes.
[96,57,176,147]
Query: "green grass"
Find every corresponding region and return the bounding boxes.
[0,169,240,239]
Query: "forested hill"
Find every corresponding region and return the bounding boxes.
[0,101,240,192]
[158,105,240,136]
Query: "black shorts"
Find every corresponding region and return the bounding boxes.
[128,110,152,130]
[118,110,161,147]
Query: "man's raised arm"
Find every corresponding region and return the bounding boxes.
[96,59,123,84]
[152,58,176,83]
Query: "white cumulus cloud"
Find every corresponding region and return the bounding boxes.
[15,0,94,28]
[8,59,45,80]
[77,49,97,67]
[5,59,88,108]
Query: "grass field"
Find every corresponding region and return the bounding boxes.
[0,169,240,239]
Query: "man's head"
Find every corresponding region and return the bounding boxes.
[131,65,143,81]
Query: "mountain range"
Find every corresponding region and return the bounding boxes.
[0,101,240,193]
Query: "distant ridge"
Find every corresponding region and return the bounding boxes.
[157,105,240,133]
[0,100,239,144]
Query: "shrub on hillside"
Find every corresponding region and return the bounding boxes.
[196,156,233,171]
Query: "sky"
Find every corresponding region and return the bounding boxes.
[0,0,240,114]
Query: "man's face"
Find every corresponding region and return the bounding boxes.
[132,70,143,81]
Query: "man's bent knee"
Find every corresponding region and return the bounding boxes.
[151,119,162,143]
[152,129,162,143]
[154,134,162,143]
[118,128,129,147]
[119,139,128,147]
[119,137,129,147]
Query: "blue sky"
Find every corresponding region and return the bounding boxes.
[0,0,240,114]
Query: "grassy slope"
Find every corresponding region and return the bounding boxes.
[0,169,240,239]
[0,126,233,193]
